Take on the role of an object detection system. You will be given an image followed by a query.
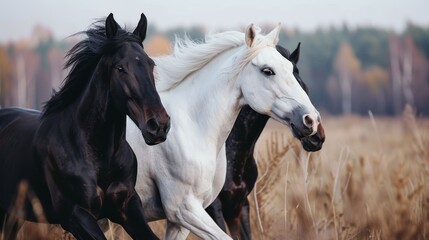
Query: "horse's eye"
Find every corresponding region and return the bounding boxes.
[116,65,125,73]
[261,67,275,76]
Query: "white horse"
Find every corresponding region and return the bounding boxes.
[126,24,321,239]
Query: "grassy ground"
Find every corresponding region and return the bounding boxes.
[3,106,429,239]
[246,106,429,240]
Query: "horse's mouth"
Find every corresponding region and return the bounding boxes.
[300,125,325,152]
[300,136,324,152]
[142,130,167,145]
[270,109,325,152]
[272,112,324,152]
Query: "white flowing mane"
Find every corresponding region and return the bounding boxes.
[155,27,275,92]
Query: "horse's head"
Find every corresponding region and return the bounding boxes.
[239,24,322,142]
[276,44,325,152]
[105,13,170,145]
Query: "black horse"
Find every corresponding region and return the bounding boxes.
[206,44,325,240]
[0,13,170,239]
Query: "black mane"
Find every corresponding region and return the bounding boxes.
[42,20,142,117]
[0,13,168,239]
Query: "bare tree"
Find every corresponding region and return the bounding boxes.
[334,42,361,115]
[389,34,415,115]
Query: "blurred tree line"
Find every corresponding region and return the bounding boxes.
[0,23,428,116]
[279,23,429,116]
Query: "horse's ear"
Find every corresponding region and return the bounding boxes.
[133,13,148,41]
[276,45,290,59]
[106,13,119,39]
[290,42,301,64]
[266,23,281,45]
[245,24,256,47]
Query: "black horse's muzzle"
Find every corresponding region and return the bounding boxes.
[142,114,170,145]
[300,123,325,152]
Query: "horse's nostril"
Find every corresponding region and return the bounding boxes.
[303,114,314,128]
[146,118,159,133]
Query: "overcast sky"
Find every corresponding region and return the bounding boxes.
[1,0,428,42]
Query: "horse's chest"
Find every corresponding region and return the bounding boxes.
[97,160,134,187]
[180,150,227,206]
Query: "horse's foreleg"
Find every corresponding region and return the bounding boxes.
[104,183,158,240]
[206,198,227,232]
[225,156,258,240]
[118,193,158,240]
[164,196,232,240]
[225,198,252,240]
[165,220,190,240]
[61,205,107,240]
[0,209,23,240]
[240,199,252,240]
[45,171,106,240]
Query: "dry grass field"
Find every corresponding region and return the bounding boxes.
[245,107,429,240]
[3,106,429,240]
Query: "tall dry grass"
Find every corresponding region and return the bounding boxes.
[248,106,429,240]
[2,106,429,239]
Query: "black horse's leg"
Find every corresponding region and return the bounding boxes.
[239,198,252,240]
[61,205,107,240]
[0,208,5,236]
[220,182,248,240]
[0,209,23,240]
[225,211,244,240]
[97,218,110,234]
[44,171,106,240]
[223,200,251,240]
[120,193,158,239]
[206,198,227,232]
[236,156,259,240]
[105,183,158,240]
[226,157,258,240]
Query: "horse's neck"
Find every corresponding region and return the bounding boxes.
[163,48,243,153]
[225,106,269,184]
[227,106,269,150]
[76,70,125,151]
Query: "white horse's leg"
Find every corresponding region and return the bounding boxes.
[165,220,190,240]
[164,196,232,240]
